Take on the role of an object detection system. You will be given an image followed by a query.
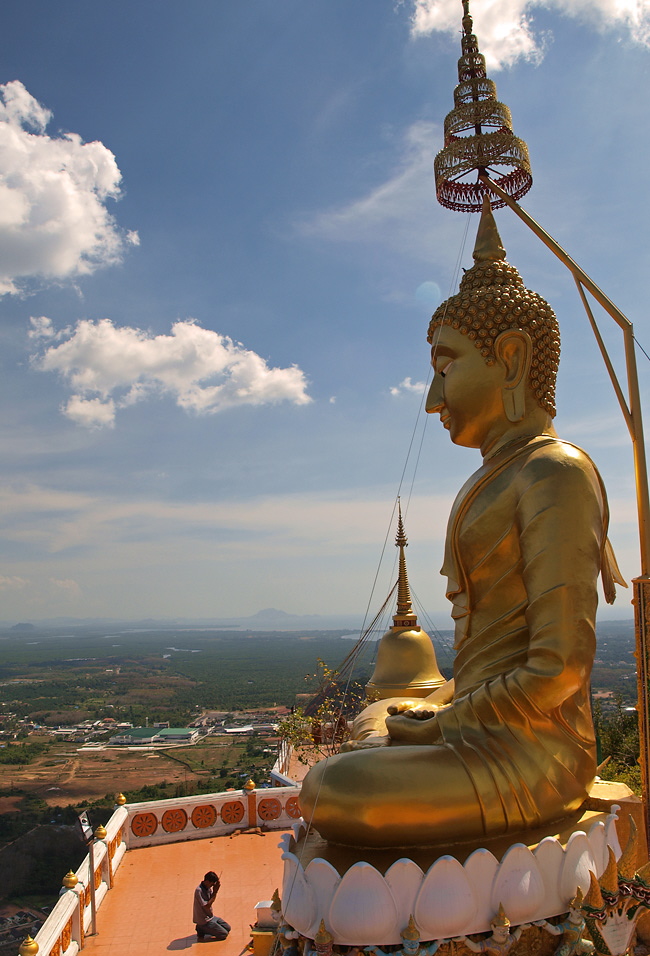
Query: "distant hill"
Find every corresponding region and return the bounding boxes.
[0,613,635,634]
[0,610,365,632]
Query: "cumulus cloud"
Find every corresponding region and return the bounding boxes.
[31,316,312,427]
[410,0,650,68]
[390,377,427,396]
[0,80,137,295]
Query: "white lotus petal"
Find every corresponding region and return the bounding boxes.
[533,837,567,919]
[385,859,425,940]
[560,832,597,903]
[330,863,397,944]
[587,820,608,877]
[282,852,317,936]
[415,855,476,938]
[491,844,544,923]
[303,858,341,939]
[463,848,500,934]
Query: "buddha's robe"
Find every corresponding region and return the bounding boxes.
[299,436,615,849]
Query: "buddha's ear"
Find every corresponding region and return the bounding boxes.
[494,330,533,424]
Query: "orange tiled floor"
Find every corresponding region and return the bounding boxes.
[82,830,291,955]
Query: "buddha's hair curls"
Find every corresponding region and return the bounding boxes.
[427,260,560,417]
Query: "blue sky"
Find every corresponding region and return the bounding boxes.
[0,0,649,623]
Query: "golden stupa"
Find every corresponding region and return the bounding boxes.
[365,504,445,702]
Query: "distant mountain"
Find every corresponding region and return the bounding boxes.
[0,612,633,635]
[0,610,365,632]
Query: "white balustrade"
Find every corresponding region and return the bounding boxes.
[29,787,299,954]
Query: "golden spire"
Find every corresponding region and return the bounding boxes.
[394,499,417,629]
[434,0,532,212]
[365,505,445,701]
[473,195,507,263]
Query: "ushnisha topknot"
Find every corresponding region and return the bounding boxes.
[427,197,560,418]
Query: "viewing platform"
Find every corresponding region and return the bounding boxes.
[23,783,301,956]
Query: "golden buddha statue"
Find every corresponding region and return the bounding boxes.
[299,199,624,849]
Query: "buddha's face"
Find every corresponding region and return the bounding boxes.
[426,324,506,451]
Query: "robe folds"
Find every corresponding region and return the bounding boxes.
[299,436,615,849]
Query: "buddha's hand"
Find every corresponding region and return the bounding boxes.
[385,708,442,744]
[339,735,391,753]
[385,699,427,716]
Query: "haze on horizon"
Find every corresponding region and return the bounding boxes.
[0,0,648,626]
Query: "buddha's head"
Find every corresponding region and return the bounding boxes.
[426,199,560,450]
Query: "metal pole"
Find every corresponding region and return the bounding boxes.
[479,171,650,841]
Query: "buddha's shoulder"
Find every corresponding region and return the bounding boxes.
[516,437,600,485]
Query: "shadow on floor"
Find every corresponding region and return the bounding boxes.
[168,935,198,950]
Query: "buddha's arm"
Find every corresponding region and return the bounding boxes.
[500,449,603,710]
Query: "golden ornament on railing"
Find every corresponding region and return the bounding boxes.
[434,0,532,212]
[19,937,39,956]
[115,792,127,805]
[62,870,78,889]
[94,824,107,840]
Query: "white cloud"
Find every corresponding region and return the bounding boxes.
[32,316,312,427]
[410,0,650,69]
[49,577,82,599]
[28,315,55,339]
[300,121,461,264]
[0,575,29,591]
[0,80,137,295]
[390,376,428,396]
[63,395,117,430]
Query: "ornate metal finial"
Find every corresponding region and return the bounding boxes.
[473,195,507,262]
[244,778,256,791]
[62,870,78,889]
[434,0,532,212]
[93,824,107,840]
[116,792,127,806]
[394,499,417,628]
